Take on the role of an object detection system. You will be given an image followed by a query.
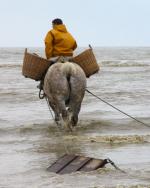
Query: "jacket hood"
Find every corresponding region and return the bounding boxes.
[53,24,67,33]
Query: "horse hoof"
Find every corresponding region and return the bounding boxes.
[55,121,62,128]
[64,124,73,132]
[67,126,73,132]
[72,126,77,132]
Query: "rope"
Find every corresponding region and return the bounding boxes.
[106,158,126,173]
[45,96,70,154]
[86,89,150,128]
[45,96,54,119]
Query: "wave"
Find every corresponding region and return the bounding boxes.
[64,134,150,144]
[0,60,150,68]
[100,60,150,67]
[0,63,21,68]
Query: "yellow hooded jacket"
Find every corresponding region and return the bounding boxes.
[44,24,77,59]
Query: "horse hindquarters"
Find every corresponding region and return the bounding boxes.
[44,64,72,129]
[44,62,86,129]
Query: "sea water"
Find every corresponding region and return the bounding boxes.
[0,47,150,188]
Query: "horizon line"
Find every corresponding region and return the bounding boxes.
[0,46,150,48]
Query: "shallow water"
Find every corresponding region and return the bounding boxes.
[0,47,150,188]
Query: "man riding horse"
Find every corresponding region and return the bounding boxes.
[45,18,77,62]
[41,19,86,130]
[38,18,77,90]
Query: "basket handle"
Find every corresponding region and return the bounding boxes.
[25,48,27,54]
[89,44,93,50]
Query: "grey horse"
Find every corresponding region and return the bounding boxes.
[43,62,86,130]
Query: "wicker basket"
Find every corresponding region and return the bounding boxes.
[22,48,52,81]
[71,48,99,77]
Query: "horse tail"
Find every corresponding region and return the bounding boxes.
[64,71,70,105]
[61,62,74,105]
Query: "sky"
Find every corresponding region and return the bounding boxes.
[0,0,150,47]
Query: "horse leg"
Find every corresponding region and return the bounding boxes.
[69,103,81,127]
[48,99,62,127]
[59,100,72,131]
[54,110,61,127]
